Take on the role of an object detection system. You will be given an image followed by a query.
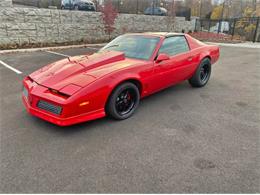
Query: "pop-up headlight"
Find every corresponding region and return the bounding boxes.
[59,84,82,96]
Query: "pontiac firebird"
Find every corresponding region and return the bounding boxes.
[22,32,220,126]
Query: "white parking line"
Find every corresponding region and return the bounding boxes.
[87,47,101,50]
[45,50,71,57]
[0,60,23,74]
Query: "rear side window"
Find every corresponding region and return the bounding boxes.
[159,36,189,56]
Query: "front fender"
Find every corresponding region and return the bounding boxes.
[73,71,142,114]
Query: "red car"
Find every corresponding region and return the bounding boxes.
[22,32,220,126]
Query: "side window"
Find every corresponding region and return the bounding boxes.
[159,36,189,56]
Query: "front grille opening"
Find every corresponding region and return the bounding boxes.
[37,100,62,115]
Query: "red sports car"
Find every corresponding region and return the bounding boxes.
[22,32,220,126]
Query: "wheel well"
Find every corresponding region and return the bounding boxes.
[111,79,142,95]
[124,79,142,94]
[203,56,211,63]
[105,79,142,112]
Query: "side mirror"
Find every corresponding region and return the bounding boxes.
[156,53,170,63]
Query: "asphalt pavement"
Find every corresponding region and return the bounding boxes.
[0,46,259,193]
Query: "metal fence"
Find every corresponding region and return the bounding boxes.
[195,17,260,42]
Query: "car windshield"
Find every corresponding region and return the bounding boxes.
[99,35,160,60]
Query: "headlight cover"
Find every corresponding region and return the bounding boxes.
[59,84,82,96]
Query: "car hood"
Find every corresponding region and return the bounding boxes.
[29,51,142,91]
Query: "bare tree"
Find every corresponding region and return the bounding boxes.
[166,0,175,31]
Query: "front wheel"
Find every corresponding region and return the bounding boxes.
[106,82,140,120]
[189,58,211,88]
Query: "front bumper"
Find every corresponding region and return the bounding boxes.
[22,77,105,126]
[22,95,105,126]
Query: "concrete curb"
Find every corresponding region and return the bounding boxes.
[1,41,259,55]
[0,43,107,54]
[206,42,260,49]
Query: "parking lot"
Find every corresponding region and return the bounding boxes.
[0,45,259,193]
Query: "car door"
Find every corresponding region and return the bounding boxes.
[151,36,193,92]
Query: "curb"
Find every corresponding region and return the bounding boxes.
[205,42,260,49]
[1,41,259,54]
[0,43,107,54]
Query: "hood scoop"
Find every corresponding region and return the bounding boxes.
[77,51,125,71]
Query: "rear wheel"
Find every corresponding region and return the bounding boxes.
[106,82,140,120]
[189,58,211,88]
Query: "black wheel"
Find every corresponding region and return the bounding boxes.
[189,58,211,88]
[106,82,140,120]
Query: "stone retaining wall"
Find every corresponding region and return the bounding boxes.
[0,7,194,48]
[0,0,12,7]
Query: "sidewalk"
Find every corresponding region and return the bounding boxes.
[0,41,259,55]
[0,43,106,54]
[206,42,260,49]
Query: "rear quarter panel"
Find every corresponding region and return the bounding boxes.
[185,44,220,79]
[208,45,220,64]
[185,34,220,65]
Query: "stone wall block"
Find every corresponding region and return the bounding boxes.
[60,11,72,23]
[0,8,25,23]
[0,37,19,45]
[0,0,12,7]
[51,10,61,23]
[45,24,59,36]
[0,24,7,37]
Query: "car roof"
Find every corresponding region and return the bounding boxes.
[126,32,185,38]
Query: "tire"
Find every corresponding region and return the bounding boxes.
[189,58,211,88]
[106,82,140,120]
